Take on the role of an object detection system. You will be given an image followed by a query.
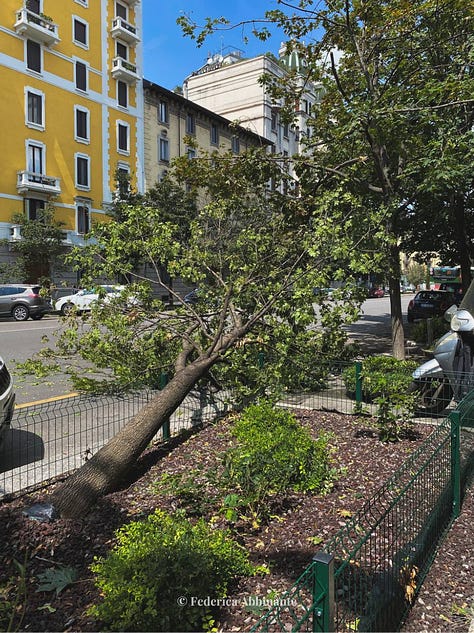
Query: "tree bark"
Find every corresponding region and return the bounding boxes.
[452,192,472,292]
[389,243,405,360]
[50,355,217,519]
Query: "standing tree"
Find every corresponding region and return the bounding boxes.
[49,147,368,518]
[8,204,66,284]
[179,0,474,357]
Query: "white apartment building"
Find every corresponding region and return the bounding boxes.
[183,45,321,161]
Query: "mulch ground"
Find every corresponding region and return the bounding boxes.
[0,410,473,632]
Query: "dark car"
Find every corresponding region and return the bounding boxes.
[407,290,456,323]
[0,284,51,321]
[368,287,385,298]
[0,355,15,442]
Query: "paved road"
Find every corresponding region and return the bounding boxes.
[1,295,416,404]
[0,315,76,404]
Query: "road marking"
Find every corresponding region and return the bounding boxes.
[0,326,58,333]
[15,392,80,409]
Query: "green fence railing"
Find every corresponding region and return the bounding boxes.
[252,390,474,633]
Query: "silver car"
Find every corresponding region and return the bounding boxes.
[0,284,51,321]
[0,355,15,441]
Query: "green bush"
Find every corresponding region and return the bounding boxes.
[343,356,417,402]
[410,316,449,346]
[89,509,258,632]
[222,401,336,518]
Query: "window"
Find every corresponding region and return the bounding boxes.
[26,89,44,128]
[74,0,88,6]
[26,198,45,221]
[75,106,89,142]
[115,2,127,19]
[116,163,130,197]
[117,81,128,108]
[77,204,90,234]
[283,122,289,138]
[187,147,196,159]
[117,122,129,153]
[186,112,195,134]
[116,41,128,60]
[26,40,41,73]
[271,111,278,132]
[159,137,169,162]
[159,100,169,124]
[75,60,87,91]
[27,142,44,175]
[231,136,240,154]
[75,154,90,189]
[73,18,88,46]
[210,123,219,145]
[26,0,40,14]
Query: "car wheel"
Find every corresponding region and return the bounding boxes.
[60,302,75,316]
[31,314,44,321]
[12,304,29,321]
[408,379,453,415]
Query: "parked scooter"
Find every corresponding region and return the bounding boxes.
[410,279,474,414]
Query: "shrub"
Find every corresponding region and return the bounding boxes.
[410,317,449,346]
[343,356,417,402]
[89,509,258,631]
[222,401,336,519]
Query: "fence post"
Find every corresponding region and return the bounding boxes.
[312,552,335,632]
[450,410,461,519]
[159,372,170,440]
[355,361,362,406]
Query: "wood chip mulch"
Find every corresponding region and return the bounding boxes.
[0,411,472,632]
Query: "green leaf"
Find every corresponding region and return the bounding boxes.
[36,566,78,596]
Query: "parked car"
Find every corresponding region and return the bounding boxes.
[0,355,15,442]
[368,287,385,298]
[55,285,125,315]
[313,287,337,299]
[0,284,51,321]
[184,288,200,305]
[407,289,456,323]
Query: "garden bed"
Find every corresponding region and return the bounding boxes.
[0,410,471,632]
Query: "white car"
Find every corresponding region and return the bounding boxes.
[55,285,125,315]
[0,355,15,442]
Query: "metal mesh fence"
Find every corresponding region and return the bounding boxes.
[0,387,230,500]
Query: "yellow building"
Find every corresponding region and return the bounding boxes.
[0,0,143,283]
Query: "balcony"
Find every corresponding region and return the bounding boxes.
[110,17,139,44]
[111,57,139,83]
[9,224,22,241]
[17,171,61,196]
[14,8,59,47]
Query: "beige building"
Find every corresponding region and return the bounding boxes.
[182,47,321,162]
[143,79,268,189]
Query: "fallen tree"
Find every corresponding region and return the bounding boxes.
[49,148,370,518]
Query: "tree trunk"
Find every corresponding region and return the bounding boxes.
[389,244,405,360]
[452,192,472,292]
[50,355,217,519]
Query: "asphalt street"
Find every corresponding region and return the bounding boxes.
[0,295,416,404]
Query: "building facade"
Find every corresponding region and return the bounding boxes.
[143,79,268,190]
[182,48,320,162]
[0,0,143,282]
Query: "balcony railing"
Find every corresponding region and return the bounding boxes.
[111,56,139,83]
[17,171,61,196]
[110,16,139,44]
[14,8,59,46]
[9,224,22,241]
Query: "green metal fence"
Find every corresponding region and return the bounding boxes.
[251,392,474,633]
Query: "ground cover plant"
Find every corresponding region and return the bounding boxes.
[3,405,468,632]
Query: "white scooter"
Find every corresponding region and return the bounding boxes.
[410,280,474,414]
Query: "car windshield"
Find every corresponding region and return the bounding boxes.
[459,279,474,315]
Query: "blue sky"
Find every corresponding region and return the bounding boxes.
[141,0,285,90]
